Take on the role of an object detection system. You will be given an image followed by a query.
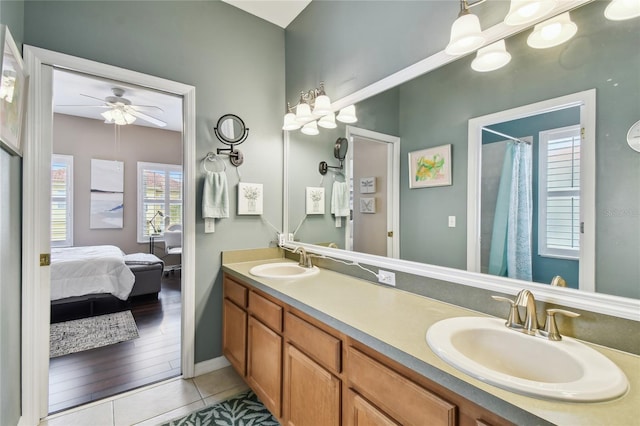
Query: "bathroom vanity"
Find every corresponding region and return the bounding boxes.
[222,253,639,426]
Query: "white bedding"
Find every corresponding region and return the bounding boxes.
[50,245,135,301]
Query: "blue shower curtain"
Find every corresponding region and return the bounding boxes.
[488,141,533,281]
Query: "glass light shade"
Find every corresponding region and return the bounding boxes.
[318,112,337,129]
[282,112,301,131]
[527,12,577,49]
[312,94,332,116]
[295,102,312,122]
[101,108,136,125]
[604,0,640,20]
[301,120,319,136]
[445,13,485,56]
[336,105,358,123]
[504,0,557,26]
[471,40,512,72]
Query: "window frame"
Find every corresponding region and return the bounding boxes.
[51,154,74,247]
[137,161,183,243]
[537,125,581,260]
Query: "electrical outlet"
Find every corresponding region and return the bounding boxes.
[278,233,286,246]
[448,215,456,228]
[204,218,215,233]
[378,270,396,286]
[288,233,294,242]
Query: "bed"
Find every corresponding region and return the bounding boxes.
[50,245,164,303]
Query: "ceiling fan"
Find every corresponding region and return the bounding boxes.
[58,87,167,127]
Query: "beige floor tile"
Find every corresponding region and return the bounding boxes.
[113,379,201,426]
[193,366,246,399]
[202,384,250,407]
[132,400,205,426]
[40,401,113,426]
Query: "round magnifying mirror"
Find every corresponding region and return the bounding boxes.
[627,119,640,153]
[214,114,249,146]
[334,137,349,161]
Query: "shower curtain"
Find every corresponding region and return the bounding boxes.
[488,141,533,281]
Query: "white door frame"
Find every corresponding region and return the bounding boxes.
[21,46,196,424]
[346,126,400,258]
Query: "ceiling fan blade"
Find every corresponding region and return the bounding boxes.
[80,93,108,103]
[56,104,109,108]
[127,108,167,127]
[130,105,165,113]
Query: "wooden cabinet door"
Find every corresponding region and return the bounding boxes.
[346,390,399,426]
[284,343,341,426]
[222,298,247,376]
[247,316,282,418]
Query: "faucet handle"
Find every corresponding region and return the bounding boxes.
[542,308,580,341]
[491,295,522,328]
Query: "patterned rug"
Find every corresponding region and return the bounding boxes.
[163,390,280,426]
[50,310,139,358]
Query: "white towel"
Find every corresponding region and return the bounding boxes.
[331,181,350,217]
[202,171,229,219]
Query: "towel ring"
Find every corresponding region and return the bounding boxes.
[201,153,226,173]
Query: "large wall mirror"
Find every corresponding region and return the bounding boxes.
[285,0,639,303]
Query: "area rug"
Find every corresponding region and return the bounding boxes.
[50,310,139,358]
[162,390,279,426]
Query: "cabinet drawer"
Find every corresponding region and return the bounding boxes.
[285,312,341,374]
[249,291,283,332]
[224,276,247,308]
[348,347,456,426]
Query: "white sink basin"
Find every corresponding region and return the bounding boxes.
[426,317,628,402]
[249,262,320,279]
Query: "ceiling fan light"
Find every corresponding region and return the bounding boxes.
[301,120,319,136]
[527,12,577,49]
[337,105,358,123]
[504,0,557,26]
[312,94,332,116]
[604,0,640,20]
[283,112,301,131]
[445,12,486,56]
[471,40,512,72]
[318,112,337,129]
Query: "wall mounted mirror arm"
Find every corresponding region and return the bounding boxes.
[213,113,249,166]
[319,137,349,175]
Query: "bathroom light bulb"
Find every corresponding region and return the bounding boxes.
[471,40,512,72]
[504,0,557,26]
[604,0,640,20]
[445,12,485,56]
[318,112,337,129]
[295,102,312,123]
[301,121,319,136]
[312,94,332,116]
[282,112,301,131]
[527,12,577,49]
[336,105,358,123]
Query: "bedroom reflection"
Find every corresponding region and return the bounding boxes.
[48,69,185,413]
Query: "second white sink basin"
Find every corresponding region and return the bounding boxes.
[249,262,319,279]
[426,317,628,402]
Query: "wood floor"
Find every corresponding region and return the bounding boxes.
[48,274,182,414]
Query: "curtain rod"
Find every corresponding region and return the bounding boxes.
[482,127,531,145]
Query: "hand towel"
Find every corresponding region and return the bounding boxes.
[202,171,229,219]
[331,181,350,228]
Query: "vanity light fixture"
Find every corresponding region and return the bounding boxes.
[471,40,512,72]
[283,82,358,135]
[445,0,486,56]
[504,0,557,26]
[527,12,578,49]
[604,0,640,20]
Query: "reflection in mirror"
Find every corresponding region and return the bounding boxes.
[286,1,639,300]
[214,114,248,145]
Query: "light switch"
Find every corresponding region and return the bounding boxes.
[448,216,456,228]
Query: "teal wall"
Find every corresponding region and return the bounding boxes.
[23,1,286,363]
[483,108,581,288]
[0,1,24,424]
[286,1,640,299]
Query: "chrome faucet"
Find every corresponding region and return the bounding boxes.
[294,247,313,268]
[515,289,539,335]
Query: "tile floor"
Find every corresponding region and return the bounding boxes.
[40,366,249,426]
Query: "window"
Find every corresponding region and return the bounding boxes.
[51,154,74,247]
[538,125,581,259]
[137,162,183,242]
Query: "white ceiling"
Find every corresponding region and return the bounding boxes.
[221,0,311,28]
[53,69,184,132]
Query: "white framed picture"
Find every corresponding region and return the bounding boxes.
[360,177,376,194]
[238,182,263,215]
[90,159,124,229]
[306,187,325,215]
[359,197,376,214]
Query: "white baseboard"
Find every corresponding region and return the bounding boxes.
[194,355,231,377]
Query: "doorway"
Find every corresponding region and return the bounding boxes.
[22,46,196,424]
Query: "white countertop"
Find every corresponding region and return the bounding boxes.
[223,257,640,426]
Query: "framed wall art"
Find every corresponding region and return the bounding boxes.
[0,25,28,157]
[306,187,325,215]
[90,159,124,229]
[359,177,376,194]
[359,197,376,214]
[238,182,263,215]
[408,144,452,189]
